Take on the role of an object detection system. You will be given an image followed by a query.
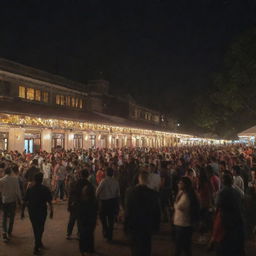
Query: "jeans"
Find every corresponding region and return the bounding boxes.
[174,225,193,256]
[2,202,16,235]
[55,180,65,200]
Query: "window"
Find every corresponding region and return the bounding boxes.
[26,88,35,100]
[42,92,49,103]
[56,95,61,105]
[19,86,26,98]
[35,89,41,101]
[66,96,71,106]
[79,99,83,109]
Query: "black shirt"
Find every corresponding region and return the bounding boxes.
[124,185,161,234]
[24,184,52,212]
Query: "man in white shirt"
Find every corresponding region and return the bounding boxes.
[0,167,22,242]
[96,167,120,241]
[147,163,161,192]
[42,159,52,188]
[232,166,244,196]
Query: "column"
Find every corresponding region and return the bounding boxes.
[8,128,25,152]
[83,132,90,149]
[67,132,74,150]
[41,129,52,152]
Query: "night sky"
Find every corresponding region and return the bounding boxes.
[1,0,256,131]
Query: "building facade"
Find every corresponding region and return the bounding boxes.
[0,58,216,153]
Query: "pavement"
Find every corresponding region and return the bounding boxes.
[0,202,255,256]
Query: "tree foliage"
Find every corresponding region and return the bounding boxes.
[194,27,256,138]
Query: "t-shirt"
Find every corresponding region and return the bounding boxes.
[24,184,52,212]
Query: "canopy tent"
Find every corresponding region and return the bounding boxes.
[238,126,256,137]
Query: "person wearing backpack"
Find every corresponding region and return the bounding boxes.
[173,176,200,256]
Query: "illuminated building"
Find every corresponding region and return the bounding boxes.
[0,58,223,152]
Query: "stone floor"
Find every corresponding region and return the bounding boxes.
[0,202,255,256]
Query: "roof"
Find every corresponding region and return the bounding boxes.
[238,126,256,137]
[0,58,86,92]
[0,99,187,135]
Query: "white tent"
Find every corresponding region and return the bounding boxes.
[238,126,256,137]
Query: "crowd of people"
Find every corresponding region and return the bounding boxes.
[0,145,256,256]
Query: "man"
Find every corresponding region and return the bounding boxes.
[42,159,52,188]
[124,171,161,256]
[96,167,120,241]
[24,159,40,189]
[0,167,22,242]
[21,172,53,255]
[54,160,67,201]
[66,169,89,240]
[147,163,161,192]
[214,173,244,256]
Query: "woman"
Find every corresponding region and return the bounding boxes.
[77,182,98,256]
[173,176,200,256]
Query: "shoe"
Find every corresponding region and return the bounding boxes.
[2,233,9,243]
[33,248,41,255]
[66,235,71,240]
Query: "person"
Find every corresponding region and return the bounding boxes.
[0,167,22,242]
[213,173,244,256]
[42,159,52,188]
[21,172,53,255]
[54,160,67,201]
[66,169,90,240]
[173,176,200,256]
[96,167,120,241]
[77,181,98,256]
[124,171,161,256]
[232,165,244,194]
[24,159,40,189]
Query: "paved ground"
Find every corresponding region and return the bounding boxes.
[0,202,255,256]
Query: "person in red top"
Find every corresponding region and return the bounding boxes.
[96,167,105,185]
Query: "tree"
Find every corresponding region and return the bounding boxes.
[194,27,256,138]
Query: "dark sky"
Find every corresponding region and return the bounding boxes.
[1,0,256,128]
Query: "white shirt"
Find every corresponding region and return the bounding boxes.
[96,176,120,200]
[148,173,161,191]
[0,175,22,204]
[42,163,52,179]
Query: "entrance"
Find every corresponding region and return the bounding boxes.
[52,133,65,149]
[89,135,96,148]
[0,132,8,151]
[74,134,83,149]
[24,132,41,153]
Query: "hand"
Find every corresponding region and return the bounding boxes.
[49,211,53,219]
[21,212,25,219]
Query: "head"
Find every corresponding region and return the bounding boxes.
[106,167,114,177]
[31,159,38,166]
[138,171,149,185]
[4,167,12,175]
[232,165,241,176]
[34,172,43,184]
[222,173,233,187]
[178,176,193,192]
[80,169,89,179]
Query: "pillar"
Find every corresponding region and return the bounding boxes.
[41,129,52,152]
[8,127,25,152]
